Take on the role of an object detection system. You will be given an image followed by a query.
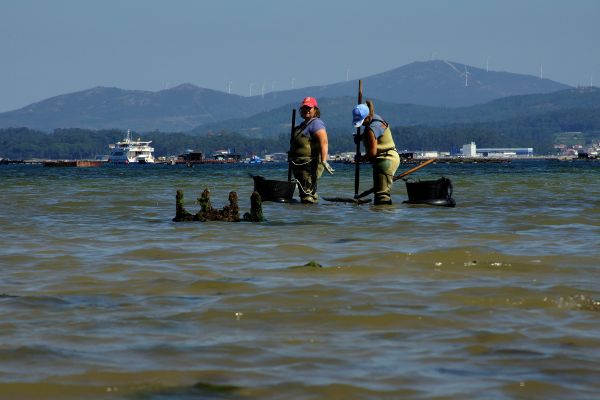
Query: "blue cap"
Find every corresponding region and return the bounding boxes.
[352,104,369,128]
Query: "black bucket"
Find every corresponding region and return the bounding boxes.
[252,175,296,202]
[403,177,456,207]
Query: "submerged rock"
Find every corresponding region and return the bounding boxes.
[173,190,194,222]
[195,189,240,222]
[289,260,323,269]
[243,191,265,222]
[174,188,262,223]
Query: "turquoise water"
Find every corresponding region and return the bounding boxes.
[1,160,599,399]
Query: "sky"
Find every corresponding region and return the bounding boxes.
[1,0,599,112]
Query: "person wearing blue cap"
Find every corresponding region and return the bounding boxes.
[289,96,334,203]
[352,100,400,205]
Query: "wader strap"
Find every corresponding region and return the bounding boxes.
[297,118,317,133]
[376,148,398,157]
[369,118,389,128]
[290,157,313,166]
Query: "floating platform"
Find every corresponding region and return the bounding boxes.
[433,157,511,164]
[175,159,239,165]
[333,157,512,165]
[43,160,105,167]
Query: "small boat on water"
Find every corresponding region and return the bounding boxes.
[108,130,155,164]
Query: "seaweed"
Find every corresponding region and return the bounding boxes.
[173,189,263,223]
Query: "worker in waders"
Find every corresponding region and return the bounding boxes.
[352,100,400,205]
[289,97,334,203]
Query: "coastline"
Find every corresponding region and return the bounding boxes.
[1,155,596,167]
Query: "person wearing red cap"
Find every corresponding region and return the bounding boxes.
[289,96,334,203]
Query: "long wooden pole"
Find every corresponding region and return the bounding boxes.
[354,80,363,196]
[287,108,296,182]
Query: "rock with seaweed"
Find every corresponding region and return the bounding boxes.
[289,260,323,269]
[243,191,265,222]
[194,189,240,222]
[174,189,261,222]
[173,190,195,222]
[216,191,241,222]
[197,188,213,215]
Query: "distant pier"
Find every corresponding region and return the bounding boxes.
[43,160,106,167]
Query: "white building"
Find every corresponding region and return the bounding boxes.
[477,147,533,156]
[462,142,477,157]
[461,142,533,157]
[419,151,439,158]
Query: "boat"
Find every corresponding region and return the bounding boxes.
[247,155,263,164]
[108,130,155,164]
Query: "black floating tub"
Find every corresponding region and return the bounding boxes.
[252,175,296,203]
[403,177,456,207]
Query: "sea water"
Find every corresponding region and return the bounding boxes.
[1,160,599,399]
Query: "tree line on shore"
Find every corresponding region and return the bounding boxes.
[1,107,599,159]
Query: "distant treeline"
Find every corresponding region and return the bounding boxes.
[0,128,291,159]
[1,106,599,159]
[392,108,600,154]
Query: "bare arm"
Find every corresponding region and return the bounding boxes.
[362,128,377,161]
[313,128,328,162]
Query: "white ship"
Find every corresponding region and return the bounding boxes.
[108,130,155,164]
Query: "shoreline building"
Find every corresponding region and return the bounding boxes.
[462,142,477,157]
[462,142,533,157]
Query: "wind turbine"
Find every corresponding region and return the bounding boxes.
[464,65,471,87]
[540,64,543,80]
[249,82,255,96]
[486,56,490,72]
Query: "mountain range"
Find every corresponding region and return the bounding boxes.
[0,60,572,133]
[192,87,600,139]
[2,85,599,159]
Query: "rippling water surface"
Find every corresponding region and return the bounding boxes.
[1,160,599,399]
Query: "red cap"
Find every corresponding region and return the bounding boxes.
[300,97,318,108]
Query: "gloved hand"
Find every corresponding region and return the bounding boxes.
[353,133,362,145]
[322,160,335,175]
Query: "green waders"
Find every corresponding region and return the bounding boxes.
[289,118,323,204]
[363,119,399,205]
[291,157,324,204]
[371,150,400,205]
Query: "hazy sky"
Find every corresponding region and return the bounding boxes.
[1,0,599,112]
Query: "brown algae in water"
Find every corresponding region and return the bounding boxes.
[289,261,323,269]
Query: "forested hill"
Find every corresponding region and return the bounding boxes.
[0,85,266,133]
[191,87,600,138]
[0,60,570,132]
[394,107,600,155]
[2,104,599,159]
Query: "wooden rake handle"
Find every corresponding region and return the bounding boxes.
[355,158,435,199]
